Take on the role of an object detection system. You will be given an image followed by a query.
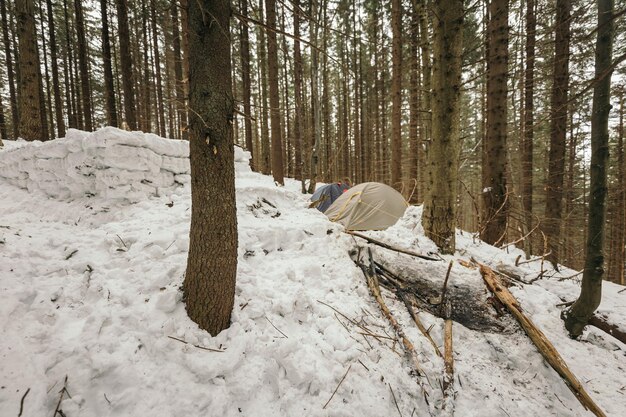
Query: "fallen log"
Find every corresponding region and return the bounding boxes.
[588,314,626,345]
[346,231,441,261]
[479,264,607,417]
[442,300,454,398]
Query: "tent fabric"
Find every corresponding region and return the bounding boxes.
[324,182,408,231]
[310,183,350,212]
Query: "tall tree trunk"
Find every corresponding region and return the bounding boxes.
[409,3,420,203]
[265,0,284,185]
[422,0,463,254]
[171,1,187,138]
[481,0,509,246]
[390,0,402,190]
[0,87,6,142]
[307,0,320,193]
[564,0,613,337]
[293,1,303,182]
[62,0,76,129]
[521,0,535,258]
[46,0,66,136]
[101,0,118,127]
[116,0,137,130]
[15,0,45,140]
[0,0,19,138]
[240,0,254,169]
[38,0,54,139]
[618,92,625,285]
[544,0,571,268]
[184,0,237,336]
[151,1,166,136]
[74,0,93,130]
[141,1,151,132]
[258,0,271,175]
[418,0,431,199]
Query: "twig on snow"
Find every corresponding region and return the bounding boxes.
[18,388,30,417]
[389,383,404,417]
[322,364,352,409]
[53,376,69,417]
[264,315,288,338]
[64,250,78,260]
[167,335,225,352]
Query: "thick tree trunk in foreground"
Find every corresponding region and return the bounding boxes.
[544,0,571,268]
[564,0,613,338]
[16,0,45,141]
[481,0,509,246]
[184,0,238,336]
[116,0,137,130]
[422,0,463,254]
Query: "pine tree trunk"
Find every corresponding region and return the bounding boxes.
[307,0,320,193]
[38,1,54,140]
[15,0,45,140]
[100,0,118,127]
[150,1,166,136]
[74,0,93,131]
[618,93,625,285]
[265,0,284,185]
[522,0,535,258]
[0,0,19,138]
[240,0,254,170]
[46,0,66,136]
[258,0,271,175]
[409,3,420,203]
[481,0,509,246]
[564,0,613,337]
[116,0,137,130]
[62,0,76,129]
[544,0,571,268]
[293,1,303,182]
[171,1,187,138]
[418,0,431,198]
[184,0,237,336]
[422,0,463,254]
[390,0,403,190]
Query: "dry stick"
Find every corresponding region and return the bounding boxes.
[442,300,454,400]
[439,261,454,305]
[18,388,30,417]
[346,231,441,261]
[396,291,443,358]
[389,383,404,417]
[167,335,225,352]
[264,315,289,338]
[53,376,68,417]
[322,364,352,409]
[478,264,607,417]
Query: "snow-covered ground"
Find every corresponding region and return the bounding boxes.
[0,128,624,417]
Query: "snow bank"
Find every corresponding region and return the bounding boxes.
[0,127,251,202]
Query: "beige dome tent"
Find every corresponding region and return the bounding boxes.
[324,182,408,231]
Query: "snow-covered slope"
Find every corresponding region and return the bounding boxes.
[0,129,624,417]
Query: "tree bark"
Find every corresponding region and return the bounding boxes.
[265,0,284,185]
[100,0,118,127]
[74,0,93,131]
[481,0,509,246]
[521,0,535,258]
[0,0,19,138]
[15,0,45,140]
[171,1,187,138]
[422,0,463,254]
[544,0,571,268]
[293,1,303,181]
[409,3,420,203]
[150,0,166,136]
[116,0,137,130]
[258,0,271,175]
[564,0,613,338]
[390,0,402,190]
[240,0,254,169]
[307,0,320,193]
[184,0,238,336]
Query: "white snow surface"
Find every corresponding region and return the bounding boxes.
[1,128,625,417]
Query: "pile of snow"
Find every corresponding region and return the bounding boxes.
[0,131,624,416]
[0,127,250,203]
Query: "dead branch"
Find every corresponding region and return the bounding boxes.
[53,376,68,417]
[442,300,454,399]
[360,250,425,379]
[265,315,289,338]
[18,388,30,417]
[346,231,441,261]
[322,364,352,409]
[479,264,607,417]
[389,383,404,417]
[167,335,225,352]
